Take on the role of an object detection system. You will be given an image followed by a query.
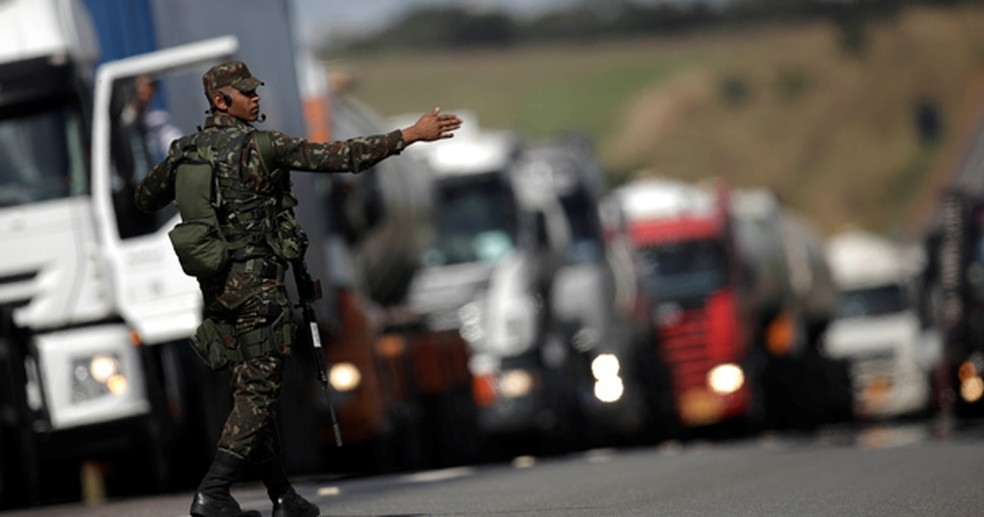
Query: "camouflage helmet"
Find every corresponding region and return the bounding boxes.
[202,60,264,100]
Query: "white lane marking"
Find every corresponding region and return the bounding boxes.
[317,486,342,497]
[512,455,536,469]
[584,448,617,463]
[401,466,476,483]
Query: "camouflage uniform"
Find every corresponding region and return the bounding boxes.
[134,74,405,462]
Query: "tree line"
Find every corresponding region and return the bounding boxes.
[328,0,973,55]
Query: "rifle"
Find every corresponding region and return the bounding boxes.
[291,258,343,447]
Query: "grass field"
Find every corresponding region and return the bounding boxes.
[329,5,984,237]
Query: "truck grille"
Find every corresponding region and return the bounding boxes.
[850,350,896,380]
[658,309,712,392]
[0,270,38,285]
[0,269,40,306]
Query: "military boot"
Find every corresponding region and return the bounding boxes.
[272,487,320,517]
[190,450,262,517]
[258,458,320,517]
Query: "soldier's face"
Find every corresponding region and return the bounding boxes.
[225,87,261,122]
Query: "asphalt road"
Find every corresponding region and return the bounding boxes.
[4,418,983,517]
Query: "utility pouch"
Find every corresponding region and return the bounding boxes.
[169,220,229,278]
[191,317,236,370]
[171,160,229,278]
[268,211,305,262]
[236,307,294,358]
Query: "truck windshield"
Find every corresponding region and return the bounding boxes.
[0,102,87,207]
[836,284,908,318]
[638,239,728,300]
[560,191,604,264]
[425,174,518,266]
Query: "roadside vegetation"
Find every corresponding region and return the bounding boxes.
[326,4,984,237]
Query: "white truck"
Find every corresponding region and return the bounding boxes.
[399,115,658,453]
[824,230,937,419]
[0,0,246,506]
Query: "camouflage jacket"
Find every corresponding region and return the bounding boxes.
[134,112,405,318]
[133,112,405,214]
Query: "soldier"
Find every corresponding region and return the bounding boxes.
[134,60,461,517]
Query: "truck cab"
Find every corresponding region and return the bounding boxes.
[612,178,752,429]
[824,231,935,419]
[400,117,629,453]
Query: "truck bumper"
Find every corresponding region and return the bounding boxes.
[677,384,751,427]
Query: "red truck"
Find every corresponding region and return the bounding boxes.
[611,179,849,432]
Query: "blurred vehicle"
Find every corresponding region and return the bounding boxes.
[610,179,850,432]
[731,187,853,429]
[311,94,476,471]
[0,0,243,506]
[396,116,542,452]
[512,137,673,446]
[824,231,937,419]
[924,189,984,417]
[398,117,647,453]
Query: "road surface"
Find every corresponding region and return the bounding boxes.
[4,417,982,517]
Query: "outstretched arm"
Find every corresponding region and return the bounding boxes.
[271,108,463,174]
[401,108,463,145]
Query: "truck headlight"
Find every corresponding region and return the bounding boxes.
[591,354,621,381]
[708,363,744,395]
[958,360,983,403]
[592,354,624,403]
[499,369,534,398]
[329,362,362,393]
[90,354,118,383]
[73,353,127,403]
[594,378,624,403]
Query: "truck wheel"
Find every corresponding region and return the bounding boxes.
[432,388,480,467]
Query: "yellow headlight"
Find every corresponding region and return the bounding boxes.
[329,362,362,392]
[960,376,984,403]
[499,369,534,398]
[106,374,128,395]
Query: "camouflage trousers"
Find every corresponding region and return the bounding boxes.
[201,257,295,459]
[217,353,285,460]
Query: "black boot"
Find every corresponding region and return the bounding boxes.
[190,450,262,517]
[255,422,320,517]
[258,459,320,517]
[272,487,320,517]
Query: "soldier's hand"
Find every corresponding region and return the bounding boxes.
[402,107,462,145]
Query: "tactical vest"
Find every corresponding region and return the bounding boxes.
[168,124,307,279]
[171,124,303,369]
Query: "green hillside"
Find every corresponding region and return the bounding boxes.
[331,5,984,237]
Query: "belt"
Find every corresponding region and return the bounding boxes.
[234,257,287,282]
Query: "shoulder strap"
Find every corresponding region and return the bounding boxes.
[188,132,222,209]
[255,131,275,177]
